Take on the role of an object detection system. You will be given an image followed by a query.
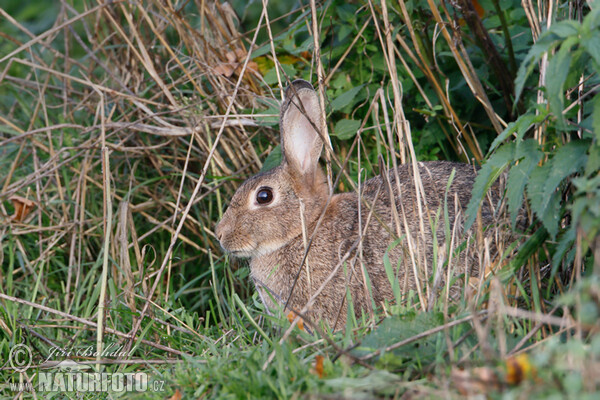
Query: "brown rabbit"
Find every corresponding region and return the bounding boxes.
[215,80,499,329]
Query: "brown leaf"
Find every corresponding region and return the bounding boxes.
[10,195,36,222]
[234,61,259,78]
[213,63,235,77]
[233,48,246,62]
[168,388,182,400]
[312,355,325,378]
[286,311,304,331]
[225,50,238,63]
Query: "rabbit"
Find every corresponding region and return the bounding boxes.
[215,79,501,330]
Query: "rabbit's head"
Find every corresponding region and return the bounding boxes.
[215,80,329,257]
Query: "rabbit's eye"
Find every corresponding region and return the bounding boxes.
[256,187,274,205]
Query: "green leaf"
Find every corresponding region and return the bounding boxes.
[514,21,578,104]
[503,227,549,279]
[545,37,576,129]
[548,20,580,38]
[550,227,576,294]
[515,39,556,103]
[527,162,551,223]
[526,140,589,239]
[333,118,361,139]
[255,97,280,127]
[260,145,282,172]
[465,143,515,230]
[541,140,589,212]
[541,191,561,239]
[593,96,600,143]
[527,162,561,239]
[330,85,364,111]
[352,312,445,363]
[581,6,600,65]
[506,140,543,228]
[585,144,600,176]
[263,64,296,85]
[488,111,547,154]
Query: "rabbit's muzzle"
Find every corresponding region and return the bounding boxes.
[215,212,258,257]
[215,218,232,251]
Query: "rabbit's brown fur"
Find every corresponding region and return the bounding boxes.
[216,80,500,329]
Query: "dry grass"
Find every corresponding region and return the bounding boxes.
[1,0,278,379]
[1,0,270,304]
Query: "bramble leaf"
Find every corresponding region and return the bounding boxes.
[541,141,589,212]
[333,119,361,140]
[488,111,547,154]
[330,85,364,111]
[514,20,579,104]
[545,38,575,129]
[465,143,514,230]
[261,145,282,172]
[506,140,543,228]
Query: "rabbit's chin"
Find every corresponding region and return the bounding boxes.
[224,240,287,259]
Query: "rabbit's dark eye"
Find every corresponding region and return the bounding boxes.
[256,187,274,205]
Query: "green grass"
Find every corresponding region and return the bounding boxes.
[1,0,599,398]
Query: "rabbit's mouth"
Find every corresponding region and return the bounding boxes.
[223,240,286,258]
[219,239,260,258]
[228,249,255,258]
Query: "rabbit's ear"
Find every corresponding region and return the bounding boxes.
[280,80,324,178]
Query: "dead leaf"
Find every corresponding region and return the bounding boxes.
[287,311,304,331]
[168,388,182,400]
[10,195,35,222]
[213,63,235,77]
[214,48,260,79]
[311,355,325,378]
[226,50,238,63]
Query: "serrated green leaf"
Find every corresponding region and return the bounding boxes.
[330,85,364,111]
[263,64,297,85]
[585,144,600,176]
[548,20,580,38]
[515,38,557,103]
[333,118,361,140]
[581,6,600,65]
[545,38,575,129]
[527,162,551,222]
[503,227,548,278]
[260,145,282,172]
[593,96,600,143]
[550,226,576,289]
[506,140,543,228]
[489,112,547,154]
[526,141,589,239]
[514,21,579,104]
[465,143,515,230]
[541,140,589,213]
[541,190,561,239]
[352,312,444,362]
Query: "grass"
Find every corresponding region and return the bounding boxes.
[1,0,599,398]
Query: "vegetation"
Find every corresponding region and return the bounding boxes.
[0,0,598,398]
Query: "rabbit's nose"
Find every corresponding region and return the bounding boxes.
[215,223,223,242]
[215,220,227,243]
